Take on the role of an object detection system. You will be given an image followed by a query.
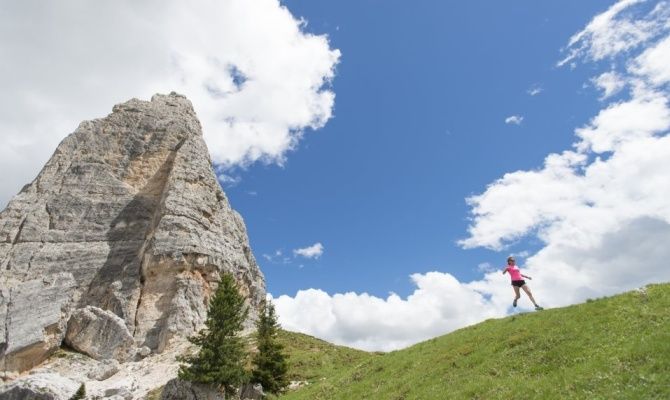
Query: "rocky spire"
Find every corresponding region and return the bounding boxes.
[0,93,265,374]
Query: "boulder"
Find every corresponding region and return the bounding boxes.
[87,359,121,381]
[160,378,225,400]
[103,386,132,399]
[0,373,79,400]
[65,306,134,361]
[138,346,152,358]
[0,273,76,372]
[288,380,309,390]
[239,383,264,400]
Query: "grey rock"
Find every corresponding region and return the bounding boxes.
[86,358,120,381]
[65,306,134,361]
[288,380,308,390]
[160,378,225,400]
[104,386,132,399]
[0,273,76,372]
[0,373,79,400]
[0,93,265,373]
[239,383,264,400]
[138,346,151,358]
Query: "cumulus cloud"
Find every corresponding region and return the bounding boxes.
[631,35,670,85]
[293,242,324,259]
[0,0,340,207]
[275,1,670,351]
[592,71,626,99]
[504,115,524,125]
[272,271,504,352]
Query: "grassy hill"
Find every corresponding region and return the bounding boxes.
[278,283,670,400]
[276,329,378,384]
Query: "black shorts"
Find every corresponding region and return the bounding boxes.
[511,280,526,287]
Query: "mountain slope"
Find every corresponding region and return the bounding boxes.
[280,283,670,399]
[276,330,378,385]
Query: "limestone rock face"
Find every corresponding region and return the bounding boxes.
[0,93,265,374]
[65,306,135,361]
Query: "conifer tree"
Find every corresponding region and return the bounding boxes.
[251,300,289,394]
[178,273,249,394]
[69,383,86,400]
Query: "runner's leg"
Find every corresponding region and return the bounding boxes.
[521,284,538,306]
[513,286,521,306]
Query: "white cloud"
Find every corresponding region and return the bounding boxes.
[459,150,588,250]
[505,115,524,125]
[527,85,543,96]
[575,94,670,153]
[592,71,626,99]
[293,242,324,259]
[217,173,241,188]
[476,262,495,273]
[262,250,293,265]
[631,35,670,86]
[0,0,340,207]
[272,271,504,352]
[557,0,661,66]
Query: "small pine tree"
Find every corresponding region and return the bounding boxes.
[251,300,289,394]
[69,383,86,400]
[178,273,249,395]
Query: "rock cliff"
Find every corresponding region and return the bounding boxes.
[0,93,265,375]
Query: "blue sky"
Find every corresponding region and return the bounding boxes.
[3,0,670,351]
[225,0,614,298]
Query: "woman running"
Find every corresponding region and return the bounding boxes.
[502,256,543,310]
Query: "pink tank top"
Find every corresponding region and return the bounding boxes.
[506,265,523,281]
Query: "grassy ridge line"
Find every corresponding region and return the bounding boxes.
[279,283,670,399]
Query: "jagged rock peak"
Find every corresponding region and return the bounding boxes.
[0,92,265,376]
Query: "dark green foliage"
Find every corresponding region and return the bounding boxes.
[178,273,249,394]
[69,383,86,400]
[251,301,289,394]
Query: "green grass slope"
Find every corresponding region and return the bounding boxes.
[276,330,378,384]
[280,283,670,400]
